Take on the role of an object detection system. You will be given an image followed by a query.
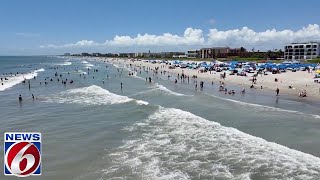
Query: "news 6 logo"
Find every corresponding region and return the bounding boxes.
[4,132,41,177]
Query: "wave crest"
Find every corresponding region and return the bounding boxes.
[103,107,320,179]
[43,85,148,106]
[0,68,45,91]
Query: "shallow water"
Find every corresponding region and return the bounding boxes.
[0,56,320,180]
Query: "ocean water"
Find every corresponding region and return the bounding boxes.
[0,56,320,180]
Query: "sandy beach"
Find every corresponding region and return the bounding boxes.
[106,58,320,101]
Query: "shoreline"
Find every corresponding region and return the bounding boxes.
[101,58,320,103]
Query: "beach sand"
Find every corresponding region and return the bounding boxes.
[105,58,320,101]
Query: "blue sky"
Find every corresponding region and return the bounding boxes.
[1,0,320,55]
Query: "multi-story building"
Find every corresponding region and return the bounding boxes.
[160,52,185,58]
[118,53,135,58]
[284,42,320,60]
[187,50,199,58]
[200,47,243,59]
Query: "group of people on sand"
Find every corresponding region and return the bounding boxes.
[125,60,293,99]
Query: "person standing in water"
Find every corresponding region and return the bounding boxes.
[121,83,123,90]
[276,88,280,96]
[19,95,22,101]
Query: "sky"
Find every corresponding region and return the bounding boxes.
[1,0,320,55]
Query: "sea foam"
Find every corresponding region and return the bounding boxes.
[103,107,320,179]
[0,68,45,91]
[57,62,72,66]
[43,85,148,106]
[154,83,189,96]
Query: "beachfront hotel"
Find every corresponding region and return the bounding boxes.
[199,47,245,59]
[284,42,320,60]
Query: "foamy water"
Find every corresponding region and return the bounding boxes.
[154,83,189,96]
[0,68,45,91]
[43,85,148,106]
[57,62,72,66]
[103,107,320,179]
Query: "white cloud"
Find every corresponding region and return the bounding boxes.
[40,24,320,51]
[207,24,320,50]
[108,27,204,46]
[40,40,98,48]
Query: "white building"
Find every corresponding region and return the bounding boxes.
[284,42,320,60]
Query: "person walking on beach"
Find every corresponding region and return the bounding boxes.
[276,88,280,96]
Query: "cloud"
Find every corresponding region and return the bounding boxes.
[40,24,320,51]
[108,28,204,46]
[207,24,320,50]
[40,40,97,48]
[15,32,40,37]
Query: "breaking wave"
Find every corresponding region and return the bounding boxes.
[57,62,72,66]
[154,83,189,96]
[43,85,148,106]
[0,68,45,91]
[103,107,320,179]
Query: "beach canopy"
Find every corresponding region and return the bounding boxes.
[173,60,180,64]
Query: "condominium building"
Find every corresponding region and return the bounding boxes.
[284,42,320,60]
[187,50,199,58]
[199,47,245,59]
